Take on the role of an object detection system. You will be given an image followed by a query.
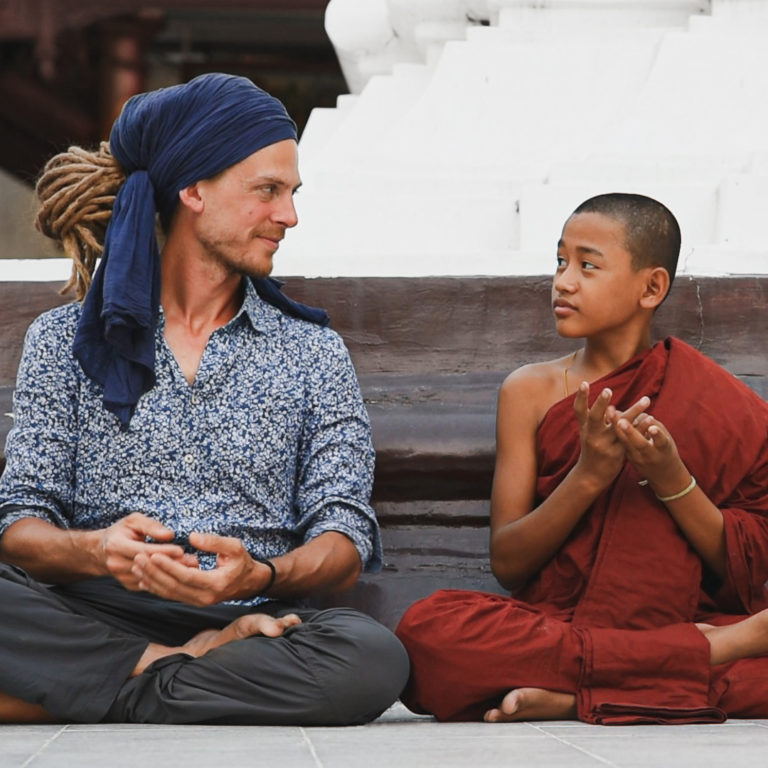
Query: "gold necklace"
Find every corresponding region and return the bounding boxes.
[563,350,578,397]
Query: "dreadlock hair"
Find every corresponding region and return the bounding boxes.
[35,142,126,301]
[571,193,681,291]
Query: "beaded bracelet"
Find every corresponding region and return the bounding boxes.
[254,557,277,593]
[656,476,696,503]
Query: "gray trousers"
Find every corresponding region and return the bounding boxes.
[0,563,409,725]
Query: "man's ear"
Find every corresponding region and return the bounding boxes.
[178,182,204,214]
[639,267,670,310]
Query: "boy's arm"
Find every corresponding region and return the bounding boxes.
[490,373,649,591]
[613,414,726,577]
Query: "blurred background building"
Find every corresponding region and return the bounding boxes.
[0,0,343,261]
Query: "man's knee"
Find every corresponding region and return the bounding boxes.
[295,608,409,725]
[0,562,33,586]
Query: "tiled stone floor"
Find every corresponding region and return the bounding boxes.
[4,704,768,768]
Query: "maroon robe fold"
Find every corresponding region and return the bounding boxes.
[396,338,768,723]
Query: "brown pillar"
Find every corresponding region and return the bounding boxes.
[99,18,149,140]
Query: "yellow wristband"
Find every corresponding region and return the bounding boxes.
[656,476,696,503]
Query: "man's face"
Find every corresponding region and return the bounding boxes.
[194,139,300,278]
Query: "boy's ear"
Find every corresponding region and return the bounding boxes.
[177,182,204,214]
[639,267,670,309]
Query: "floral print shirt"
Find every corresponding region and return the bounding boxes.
[0,281,380,605]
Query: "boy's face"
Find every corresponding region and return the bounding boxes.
[552,212,649,338]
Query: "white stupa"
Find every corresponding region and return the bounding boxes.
[274,0,768,278]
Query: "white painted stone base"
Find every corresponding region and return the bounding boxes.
[278,0,768,277]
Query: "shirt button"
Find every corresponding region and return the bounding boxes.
[183,454,194,465]
[191,394,200,405]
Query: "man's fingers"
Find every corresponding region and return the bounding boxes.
[126,512,175,541]
[103,533,183,569]
[141,542,187,559]
[181,553,200,568]
[188,531,242,555]
[132,551,204,596]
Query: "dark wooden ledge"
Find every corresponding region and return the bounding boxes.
[1,275,767,626]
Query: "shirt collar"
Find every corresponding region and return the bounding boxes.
[237,278,281,335]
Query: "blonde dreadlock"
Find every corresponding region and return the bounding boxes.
[35,142,126,301]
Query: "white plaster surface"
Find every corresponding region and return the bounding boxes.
[275,0,768,277]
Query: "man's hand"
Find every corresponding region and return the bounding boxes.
[98,512,191,590]
[573,383,651,490]
[130,532,274,606]
[612,412,690,498]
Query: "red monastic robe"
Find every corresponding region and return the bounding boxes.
[396,338,768,723]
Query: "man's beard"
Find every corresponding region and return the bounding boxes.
[199,234,275,279]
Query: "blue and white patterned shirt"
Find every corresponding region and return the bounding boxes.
[0,280,380,605]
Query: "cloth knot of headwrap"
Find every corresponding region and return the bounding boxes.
[72,73,329,426]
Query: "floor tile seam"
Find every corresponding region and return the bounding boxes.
[17,724,69,768]
[529,723,621,768]
[300,726,325,768]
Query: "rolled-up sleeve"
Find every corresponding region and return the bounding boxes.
[0,309,79,538]
[294,330,381,571]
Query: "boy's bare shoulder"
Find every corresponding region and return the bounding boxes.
[501,354,574,391]
[499,354,576,424]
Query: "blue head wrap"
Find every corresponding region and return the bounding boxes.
[72,73,328,426]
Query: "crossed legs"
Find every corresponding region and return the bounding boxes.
[0,564,408,725]
[485,610,768,723]
[397,589,768,723]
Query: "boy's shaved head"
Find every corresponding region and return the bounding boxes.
[571,193,681,288]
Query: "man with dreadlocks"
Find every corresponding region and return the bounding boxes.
[0,73,408,725]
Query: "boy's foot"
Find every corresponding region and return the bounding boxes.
[697,609,768,666]
[483,687,577,722]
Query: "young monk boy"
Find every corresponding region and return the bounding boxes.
[396,193,768,724]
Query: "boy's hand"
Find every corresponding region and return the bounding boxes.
[573,384,650,490]
[613,412,689,497]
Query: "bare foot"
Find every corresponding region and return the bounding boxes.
[0,691,58,723]
[697,609,768,666]
[182,613,301,657]
[132,612,302,676]
[484,687,577,723]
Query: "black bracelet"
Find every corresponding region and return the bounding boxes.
[254,557,277,593]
